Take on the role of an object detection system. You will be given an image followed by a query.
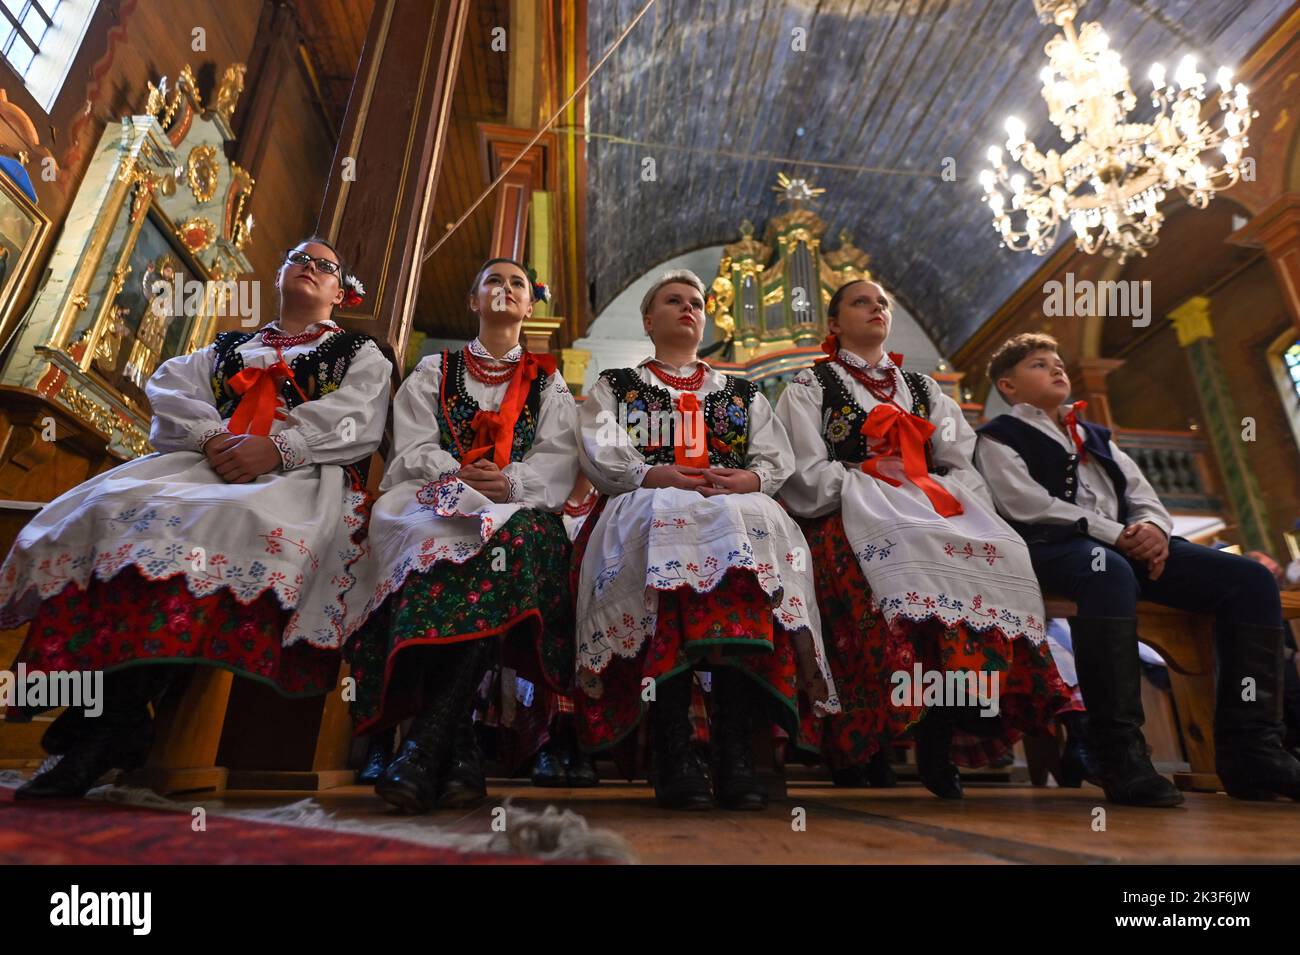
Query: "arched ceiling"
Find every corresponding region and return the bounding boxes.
[586,0,1294,355]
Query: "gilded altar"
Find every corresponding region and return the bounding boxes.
[0,64,254,465]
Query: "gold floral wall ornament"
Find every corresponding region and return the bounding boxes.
[177,215,217,253]
[212,64,246,123]
[186,144,218,203]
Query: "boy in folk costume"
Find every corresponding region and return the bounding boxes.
[345,258,579,814]
[775,280,1075,799]
[976,333,1300,806]
[574,269,838,811]
[1,238,391,798]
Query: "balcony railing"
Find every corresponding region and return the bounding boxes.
[1113,428,1222,514]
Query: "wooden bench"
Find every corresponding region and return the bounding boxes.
[1037,592,1300,792]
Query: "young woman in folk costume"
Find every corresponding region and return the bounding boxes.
[345,258,578,814]
[774,279,1078,798]
[574,269,838,811]
[0,238,391,799]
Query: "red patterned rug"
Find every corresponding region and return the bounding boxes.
[0,784,546,865]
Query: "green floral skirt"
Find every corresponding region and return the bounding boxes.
[347,509,574,734]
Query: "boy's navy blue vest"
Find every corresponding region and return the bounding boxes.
[976,412,1128,544]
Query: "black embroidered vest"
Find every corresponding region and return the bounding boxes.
[976,414,1129,544]
[598,367,755,468]
[210,328,374,418]
[811,361,946,474]
[434,349,544,465]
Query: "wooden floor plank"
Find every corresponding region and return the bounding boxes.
[185,778,1300,865]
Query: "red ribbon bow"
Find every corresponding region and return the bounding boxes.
[463,352,558,469]
[227,359,294,437]
[1062,400,1088,460]
[674,392,710,468]
[859,404,963,517]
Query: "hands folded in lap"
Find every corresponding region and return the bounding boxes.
[642,465,760,496]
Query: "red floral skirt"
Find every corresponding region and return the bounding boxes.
[6,565,337,715]
[798,513,1079,769]
[575,567,803,751]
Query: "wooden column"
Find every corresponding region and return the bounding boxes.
[1230,193,1300,334]
[229,1,301,179]
[477,124,552,263]
[1065,357,1125,427]
[316,0,471,364]
[1168,296,1273,551]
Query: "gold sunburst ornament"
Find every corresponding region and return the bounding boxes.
[773,172,826,208]
[979,0,1255,262]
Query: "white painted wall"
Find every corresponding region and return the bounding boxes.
[575,245,947,391]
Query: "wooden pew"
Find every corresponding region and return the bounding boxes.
[1041,593,1300,792]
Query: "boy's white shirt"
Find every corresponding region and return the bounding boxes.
[973,401,1174,546]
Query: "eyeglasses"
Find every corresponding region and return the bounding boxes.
[284,250,340,275]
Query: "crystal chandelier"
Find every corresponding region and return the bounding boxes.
[978,0,1256,262]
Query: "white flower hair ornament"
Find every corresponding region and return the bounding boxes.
[342,273,366,308]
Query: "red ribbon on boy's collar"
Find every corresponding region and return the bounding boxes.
[859,405,962,517]
[1062,400,1089,461]
[463,351,557,469]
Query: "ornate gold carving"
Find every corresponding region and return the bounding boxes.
[145,65,200,130]
[724,220,773,264]
[70,292,89,310]
[186,144,219,203]
[177,215,217,252]
[56,380,150,458]
[1169,295,1214,347]
[213,64,246,122]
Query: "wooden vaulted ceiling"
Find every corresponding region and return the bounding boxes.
[585,0,1295,355]
[289,0,375,133]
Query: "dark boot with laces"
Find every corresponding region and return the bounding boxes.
[711,667,767,810]
[650,673,712,810]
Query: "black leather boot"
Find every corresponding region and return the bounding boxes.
[1071,617,1183,807]
[16,665,173,800]
[565,745,600,787]
[711,667,767,810]
[559,719,599,787]
[914,709,962,799]
[831,764,868,787]
[377,641,488,814]
[438,711,487,808]
[1055,710,1098,789]
[650,672,712,810]
[1214,623,1300,801]
[866,748,898,788]
[530,743,568,787]
[356,727,395,785]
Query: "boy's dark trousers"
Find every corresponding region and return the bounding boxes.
[1030,535,1300,802]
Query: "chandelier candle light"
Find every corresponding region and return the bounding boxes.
[978,0,1256,262]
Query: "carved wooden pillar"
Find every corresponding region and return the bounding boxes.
[1065,357,1125,427]
[1230,193,1300,334]
[229,1,299,180]
[477,124,552,263]
[315,0,471,364]
[1168,295,1272,551]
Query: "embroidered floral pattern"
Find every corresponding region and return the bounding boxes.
[271,433,307,470]
[346,510,572,732]
[943,541,1004,565]
[0,485,373,652]
[798,512,1077,768]
[11,566,338,700]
